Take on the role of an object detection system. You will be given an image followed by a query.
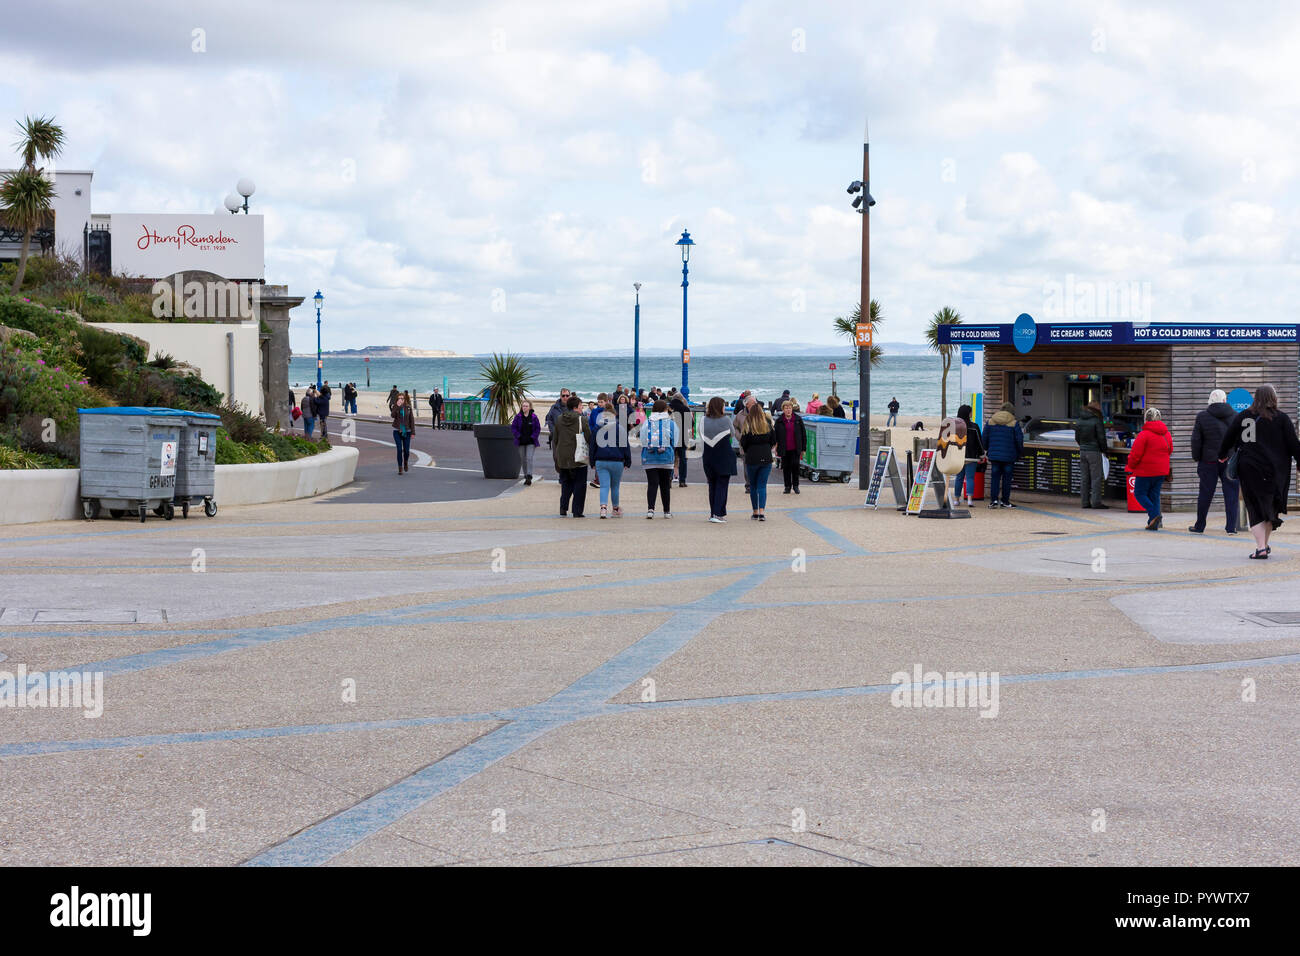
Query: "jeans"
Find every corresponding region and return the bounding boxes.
[393,429,411,468]
[303,417,315,438]
[954,462,978,499]
[559,466,588,515]
[887,413,898,426]
[595,460,624,508]
[989,460,1014,504]
[704,465,730,517]
[675,446,688,483]
[646,467,672,512]
[318,416,329,440]
[780,450,800,490]
[1079,449,1104,507]
[1193,459,1239,532]
[747,462,772,510]
[519,443,535,477]
[1132,475,1163,520]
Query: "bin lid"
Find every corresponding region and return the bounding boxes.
[77,406,191,418]
[802,414,855,423]
[179,411,222,421]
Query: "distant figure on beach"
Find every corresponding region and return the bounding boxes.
[888,397,900,427]
[740,402,776,521]
[1074,400,1109,510]
[701,396,735,523]
[316,382,332,440]
[511,400,541,485]
[1189,389,1237,534]
[429,388,444,428]
[553,395,592,518]
[1126,407,1172,531]
[642,399,677,519]
[774,399,807,495]
[1218,384,1300,559]
[982,402,1023,509]
[390,391,417,475]
[910,420,925,431]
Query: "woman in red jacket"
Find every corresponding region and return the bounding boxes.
[1125,407,1173,530]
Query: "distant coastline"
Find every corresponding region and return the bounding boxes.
[291,346,474,358]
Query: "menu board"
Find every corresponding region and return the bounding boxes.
[1011,446,1127,499]
[906,448,936,514]
[865,447,894,509]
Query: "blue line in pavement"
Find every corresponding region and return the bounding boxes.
[788,511,868,555]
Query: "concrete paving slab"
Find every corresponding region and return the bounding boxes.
[1112,579,1300,643]
[950,532,1274,580]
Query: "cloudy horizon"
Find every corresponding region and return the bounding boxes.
[3,0,1297,354]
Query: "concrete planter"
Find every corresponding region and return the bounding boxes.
[0,446,358,525]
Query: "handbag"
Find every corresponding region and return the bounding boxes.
[1226,448,1239,481]
[573,420,590,465]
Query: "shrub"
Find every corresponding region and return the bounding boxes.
[75,325,126,389]
[148,351,177,369]
[219,400,266,444]
[170,373,222,411]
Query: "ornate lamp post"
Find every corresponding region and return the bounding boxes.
[313,289,324,388]
[675,229,695,400]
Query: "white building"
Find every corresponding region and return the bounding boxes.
[0,169,94,264]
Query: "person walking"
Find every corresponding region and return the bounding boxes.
[668,389,692,488]
[982,401,1023,509]
[954,404,985,506]
[301,385,317,440]
[1218,384,1300,559]
[429,388,444,428]
[390,391,417,475]
[589,393,609,490]
[732,397,752,493]
[1126,407,1173,531]
[1074,400,1110,510]
[740,403,777,520]
[553,395,592,517]
[774,399,807,495]
[287,388,297,433]
[386,386,400,412]
[1189,390,1239,535]
[511,399,542,485]
[701,396,735,523]
[316,381,333,440]
[592,399,632,518]
[887,397,900,427]
[545,389,571,450]
[641,399,677,519]
[351,383,360,414]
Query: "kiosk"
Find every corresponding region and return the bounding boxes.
[937,318,1300,509]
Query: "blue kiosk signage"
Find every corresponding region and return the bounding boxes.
[938,321,1300,347]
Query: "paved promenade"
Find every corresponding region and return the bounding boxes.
[1,433,1297,866]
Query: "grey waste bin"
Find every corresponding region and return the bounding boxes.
[174,410,221,518]
[800,414,858,483]
[77,406,187,521]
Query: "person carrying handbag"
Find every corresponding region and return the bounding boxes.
[553,395,592,517]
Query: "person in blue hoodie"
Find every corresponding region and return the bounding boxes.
[641,399,677,518]
[592,398,632,518]
[981,401,1024,509]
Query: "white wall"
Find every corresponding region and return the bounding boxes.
[89,321,263,414]
[51,171,93,256]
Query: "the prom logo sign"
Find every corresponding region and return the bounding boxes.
[112,213,264,279]
[137,222,239,252]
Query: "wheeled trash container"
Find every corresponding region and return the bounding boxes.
[173,410,221,518]
[77,406,187,521]
[800,414,858,483]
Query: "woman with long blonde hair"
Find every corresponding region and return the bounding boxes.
[739,399,777,520]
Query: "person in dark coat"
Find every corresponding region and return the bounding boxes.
[700,397,736,522]
[510,400,542,485]
[316,382,332,440]
[301,386,317,439]
[1189,389,1239,534]
[1217,384,1300,558]
[552,395,592,517]
[954,403,985,505]
[429,388,445,428]
[773,399,807,494]
[1073,401,1110,509]
[545,389,571,449]
[982,402,1024,508]
[668,390,692,487]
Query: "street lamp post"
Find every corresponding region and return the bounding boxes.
[633,282,642,398]
[313,289,324,388]
[847,120,876,490]
[676,230,694,400]
[224,177,256,214]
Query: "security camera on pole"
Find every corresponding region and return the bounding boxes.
[847,119,875,490]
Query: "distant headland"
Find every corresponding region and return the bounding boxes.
[291,345,473,358]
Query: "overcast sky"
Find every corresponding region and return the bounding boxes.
[3,0,1298,353]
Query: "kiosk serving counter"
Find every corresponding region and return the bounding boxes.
[937,318,1300,508]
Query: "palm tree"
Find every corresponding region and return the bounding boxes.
[925,306,962,419]
[832,299,884,369]
[3,114,64,292]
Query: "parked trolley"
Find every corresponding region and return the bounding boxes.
[800,414,858,483]
[77,406,187,521]
[172,410,221,518]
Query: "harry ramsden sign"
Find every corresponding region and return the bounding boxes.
[938,321,1300,346]
[112,213,264,280]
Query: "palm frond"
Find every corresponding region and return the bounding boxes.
[477,352,535,424]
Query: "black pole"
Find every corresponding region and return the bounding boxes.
[857,130,871,490]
